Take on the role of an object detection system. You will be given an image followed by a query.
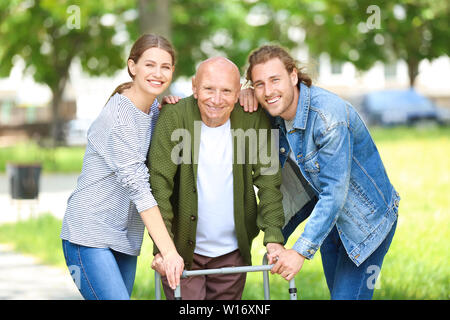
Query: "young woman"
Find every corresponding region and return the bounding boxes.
[60,34,184,300]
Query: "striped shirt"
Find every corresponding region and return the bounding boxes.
[60,93,159,256]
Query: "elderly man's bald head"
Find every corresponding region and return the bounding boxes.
[194,57,241,87]
[192,57,242,127]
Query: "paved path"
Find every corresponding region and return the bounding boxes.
[0,174,83,300]
[0,244,82,300]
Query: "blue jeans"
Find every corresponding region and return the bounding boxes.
[320,220,397,300]
[62,240,137,300]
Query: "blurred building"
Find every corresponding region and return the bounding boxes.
[312,54,450,109]
[0,60,76,146]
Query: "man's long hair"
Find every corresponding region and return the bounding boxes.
[246,45,312,87]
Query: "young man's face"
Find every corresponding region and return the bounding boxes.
[251,58,299,120]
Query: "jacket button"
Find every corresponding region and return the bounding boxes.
[188,240,194,246]
[190,215,196,221]
[394,200,399,207]
[280,147,286,153]
[193,187,196,193]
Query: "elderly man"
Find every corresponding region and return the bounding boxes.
[148,57,285,300]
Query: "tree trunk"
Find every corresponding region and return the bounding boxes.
[50,88,64,146]
[50,76,68,146]
[139,0,171,39]
[407,59,419,88]
[138,0,173,98]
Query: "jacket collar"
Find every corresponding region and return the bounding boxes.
[273,82,311,130]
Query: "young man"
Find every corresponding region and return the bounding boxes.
[149,57,285,299]
[242,45,399,300]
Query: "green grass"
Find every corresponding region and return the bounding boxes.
[0,213,67,268]
[0,142,85,173]
[367,126,450,299]
[0,126,449,299]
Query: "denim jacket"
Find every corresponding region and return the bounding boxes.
[272,83,399,266]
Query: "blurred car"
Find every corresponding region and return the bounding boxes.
[64,118,92,146]
[360,89,447,126]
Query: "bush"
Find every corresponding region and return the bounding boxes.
[0,142,85,173]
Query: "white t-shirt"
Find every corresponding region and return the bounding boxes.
[284,118,297,163]
[195,120,238,257]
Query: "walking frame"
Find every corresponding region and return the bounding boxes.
[155,253,298,300]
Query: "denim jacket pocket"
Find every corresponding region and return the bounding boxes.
[303,155,321,191]
[348,179,377,215]
[341,179,378,235]
[304,156,320,173]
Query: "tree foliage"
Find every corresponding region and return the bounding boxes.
[1,0,448,144]
[0,0,134,143]
[277,0,450,87]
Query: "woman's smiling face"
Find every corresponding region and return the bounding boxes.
[128,47,174,97]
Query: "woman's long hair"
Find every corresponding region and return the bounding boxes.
[107,34,176,101]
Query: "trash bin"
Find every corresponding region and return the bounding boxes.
[7,163,42,200]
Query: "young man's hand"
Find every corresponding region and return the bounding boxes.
[270,249,305,281]
[238,87,258,112]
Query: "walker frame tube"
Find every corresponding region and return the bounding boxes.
[154,254,297,300]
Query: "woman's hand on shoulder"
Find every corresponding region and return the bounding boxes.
[161,95,181,106]
[157,95,181,110]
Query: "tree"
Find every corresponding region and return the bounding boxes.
[166,0,299,78]
[0,0,285,144]
[0,0,134,144]
[5,0,442,146]
[138,0,171,38]
[286,0,450,87]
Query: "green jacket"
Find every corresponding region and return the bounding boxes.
[149,95,284,268]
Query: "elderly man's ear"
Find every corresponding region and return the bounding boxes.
[234,86,241,104]
[191,76,198,99]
